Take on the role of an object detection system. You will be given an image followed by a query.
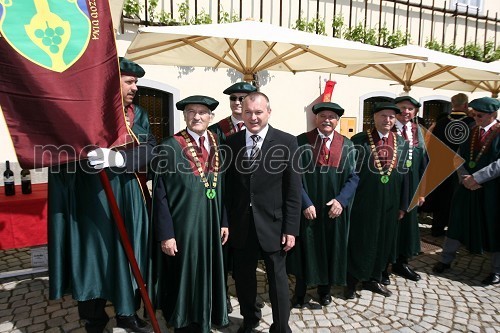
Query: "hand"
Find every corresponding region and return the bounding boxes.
[326,199,343,219]
[417,197,425,206]
[161,238,178,256]
[462,175,482,191]
[303,205,316,220]
[220,227,229,245]
[398,210,405,220]
[87,148,125,169]
[281,234,295,252]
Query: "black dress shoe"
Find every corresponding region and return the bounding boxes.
[381,270,391,285]
[481,273,500,285]
[255,301,265,309]
[432,262,451,274]
[362,281,392,297]
[226,296,233,314]
[291,296,305,309]
[343,287,356,300]
[392,263,421,281]
[116,314,153,333]
[318,294,332,306]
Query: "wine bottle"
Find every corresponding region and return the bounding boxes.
[21,169,32,194]
[3,160,15,196]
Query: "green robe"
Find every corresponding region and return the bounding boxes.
[393,123,426,259]
[208,116,238,143]
[287,130,357,286]
[447,123,500,253]
[48,105,152,316]
[151,132,228,332]
[348,130,408,281]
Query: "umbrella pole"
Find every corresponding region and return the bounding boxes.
[98,170,161,333]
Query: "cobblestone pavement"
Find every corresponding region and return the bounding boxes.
[1,225,499,333]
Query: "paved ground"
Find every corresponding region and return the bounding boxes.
[1,223,499,333]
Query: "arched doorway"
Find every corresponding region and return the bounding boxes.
[422,99,451,128]
[133,79,179,143]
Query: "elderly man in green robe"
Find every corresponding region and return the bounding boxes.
[48,58,155,333]
[152,95,229,332]
[345,102,409,299]
[385,96,427,284]
[433,97,500,285]
[287,102,358,308]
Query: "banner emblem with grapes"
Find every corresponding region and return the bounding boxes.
[0,0,90,72]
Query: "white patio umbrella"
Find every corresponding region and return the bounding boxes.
[124,20,425,81]
[419,60,500,97]
[320,44,500,94]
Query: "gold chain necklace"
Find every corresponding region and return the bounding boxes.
[181,130,219,199]
[399,124,413,168]
[367,131,398,184]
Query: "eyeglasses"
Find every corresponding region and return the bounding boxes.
[229,96,245,102]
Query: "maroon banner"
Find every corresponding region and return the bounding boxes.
[0,0,129,169]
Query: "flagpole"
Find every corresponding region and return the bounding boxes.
[98,170,161,333]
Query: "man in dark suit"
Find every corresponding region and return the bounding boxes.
[224,91,301,333]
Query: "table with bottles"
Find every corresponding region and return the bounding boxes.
[0,183,48,250]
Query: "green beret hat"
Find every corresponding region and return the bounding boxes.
[394,96,421,108]
[223,82,257,95]
[469,97,500,113]
[176,95,219,111]
[373,102,401,115]
[312,102,344,117]
[119,57,145,78]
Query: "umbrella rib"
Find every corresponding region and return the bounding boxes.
[347,64,374,76]
[249,41,291,73]
[213,39,241,69]
[378,64,406,85]
[182,38,244,71]
[411,65,456,84]
[295,44,346,67]
[252,43,300,73]
[127,35,208,54]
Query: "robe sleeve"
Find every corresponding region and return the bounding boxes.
[335,171,359,208]
[120,132,157,173]
[153,176,175,241]
[301,187,314,210]
[472,158,500,184]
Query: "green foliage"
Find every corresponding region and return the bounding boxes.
[190,9,212,25]
[462,42,483,61]
[177,0,190,25]
[425,39,444,51]
[292,12,326,35]
[219,6,239,23]
[384,29,411,48]
[146,0,158,23]
[483,41,500,62]
[157,11,179,26]
[444,43,462,56]
[332,15,344,38]
[123,0,142,19]
[344,22,377,45]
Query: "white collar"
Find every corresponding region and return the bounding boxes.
[186,128,207,144]
[482,120,497,132]
[316,128,334,141]
[246,124,269,142]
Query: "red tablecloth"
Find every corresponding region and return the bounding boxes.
[0,183,48,250]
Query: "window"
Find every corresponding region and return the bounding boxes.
[450,0,483,14]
